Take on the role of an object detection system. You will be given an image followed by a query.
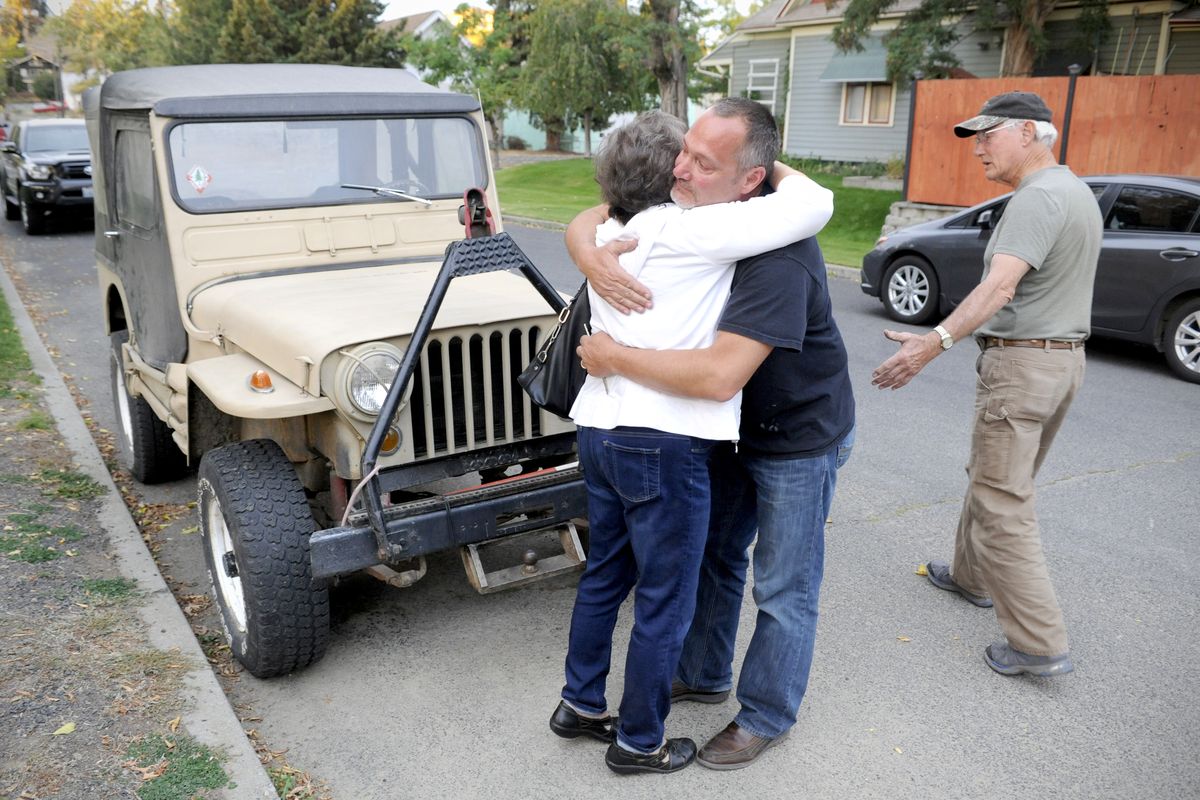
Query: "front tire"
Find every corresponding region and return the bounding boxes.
[3,177,18,220]
[19,193,47,235]
[1164,299,1200,384]
[198,440,330,678]
[109,331,188,483]
[882,256,940,325]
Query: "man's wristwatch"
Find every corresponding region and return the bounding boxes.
[934,324,954,351]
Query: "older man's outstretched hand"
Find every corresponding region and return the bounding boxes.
[871,329,940,390]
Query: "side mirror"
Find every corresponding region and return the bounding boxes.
[0,142,16,154]
[977,209,994,230]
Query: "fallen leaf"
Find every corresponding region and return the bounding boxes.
[915,564,928,576]
[168,715,181,732]
[894,746,903,754]
[125,758,168,781]
[52,722,76,735]
[897,636,912,642]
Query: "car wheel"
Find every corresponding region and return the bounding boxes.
[1163,299,1200,384]
[19,193,48,234]
[3,178,18,221]
[198,440,330,678]
[109,331,188,483]
[882,256,940,325]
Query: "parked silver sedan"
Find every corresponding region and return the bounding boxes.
[860,174,1200,383]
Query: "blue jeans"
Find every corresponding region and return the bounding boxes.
[562,426,716,753]
[676,426,854,739]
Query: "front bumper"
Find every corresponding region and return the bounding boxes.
[309,463,587,579]
[860,249,886,297]
[21,179,94,208]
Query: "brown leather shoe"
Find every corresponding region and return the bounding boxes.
[696,722,787,770]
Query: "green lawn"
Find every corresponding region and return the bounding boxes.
[494,157,899,268]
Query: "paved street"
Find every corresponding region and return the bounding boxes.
[2,215,1197,800]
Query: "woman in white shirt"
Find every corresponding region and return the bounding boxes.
[550,108,833,774]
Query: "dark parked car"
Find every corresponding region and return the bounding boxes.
[0,118,93,234]
[861,174,1200,383]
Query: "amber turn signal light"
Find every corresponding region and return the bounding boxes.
[381,427,401,455]
[249,369,274,393]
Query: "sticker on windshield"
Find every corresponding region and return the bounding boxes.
[185,165,212,194]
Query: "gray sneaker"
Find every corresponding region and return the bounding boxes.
[925,560,993,608]
[984,641,1074,677]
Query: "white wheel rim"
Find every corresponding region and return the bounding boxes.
[205,494,248,633]
[1173,310,1200,375]
[887,264,930,317]
[112,351,134,453]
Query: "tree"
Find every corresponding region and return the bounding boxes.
[0,0,49,45]
[644,0,688,122]
[402,4,525,157]
[46,0,170,74]
[521,0,628,155]
[830,0,1110,81]
[213,0,283,62]
[165,0,230,64]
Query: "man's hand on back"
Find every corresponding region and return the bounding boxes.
[565,205,653,314]
[583,240,652,313]
[577,331,621,378]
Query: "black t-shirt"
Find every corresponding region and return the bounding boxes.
[718,236,855,457]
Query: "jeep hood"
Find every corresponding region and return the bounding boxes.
[189,262,561,395]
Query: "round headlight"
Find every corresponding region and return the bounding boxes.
[347,350,401,415]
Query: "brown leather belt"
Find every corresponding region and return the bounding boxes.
[981,337,1084,351]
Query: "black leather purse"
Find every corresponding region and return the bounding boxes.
[518,282,591,418]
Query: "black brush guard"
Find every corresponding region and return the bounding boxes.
[308,233,587,580]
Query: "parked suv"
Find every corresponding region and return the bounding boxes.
[85,65,586,677]
[1,118,93,234]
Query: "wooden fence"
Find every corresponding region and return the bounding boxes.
[906,75,1200,207]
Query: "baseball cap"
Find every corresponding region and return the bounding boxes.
[953,91,1053,138]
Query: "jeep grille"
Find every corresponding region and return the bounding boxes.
[407,325,545,459]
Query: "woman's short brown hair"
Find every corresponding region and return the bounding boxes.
[594,110,686,225]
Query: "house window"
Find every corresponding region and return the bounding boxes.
[747,59,779,114]
[841,82,894,126]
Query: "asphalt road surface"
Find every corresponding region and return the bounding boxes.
[2,213,1197,800]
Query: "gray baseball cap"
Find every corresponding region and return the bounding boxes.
[953,91,1053,137]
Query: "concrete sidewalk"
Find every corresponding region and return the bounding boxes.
[0,265,277,799]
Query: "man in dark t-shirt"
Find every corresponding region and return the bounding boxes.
[568,98,855,770]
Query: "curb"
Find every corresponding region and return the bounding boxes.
[502,216,862,281]
[0,267,277,799]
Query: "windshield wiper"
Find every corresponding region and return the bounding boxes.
[341,183,432,206]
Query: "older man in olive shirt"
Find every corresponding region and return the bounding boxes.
[872,91,1102,677]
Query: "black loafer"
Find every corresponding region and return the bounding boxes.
[605,738,696,775]
[549,701,617,742]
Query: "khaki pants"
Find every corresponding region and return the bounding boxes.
[951,343,1085,656]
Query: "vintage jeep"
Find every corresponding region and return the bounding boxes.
[85,65,585,677]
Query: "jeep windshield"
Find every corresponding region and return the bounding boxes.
[166,116,486,213]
